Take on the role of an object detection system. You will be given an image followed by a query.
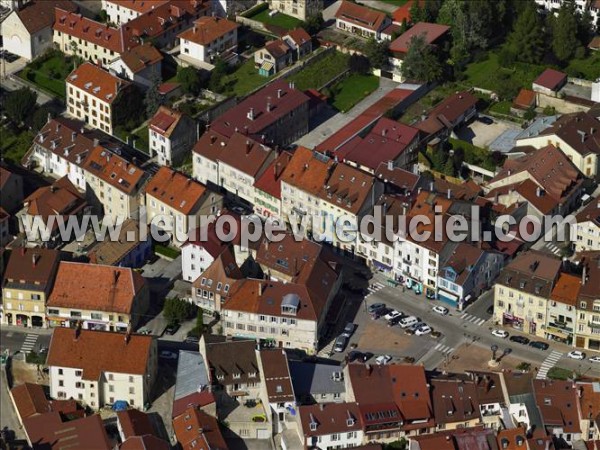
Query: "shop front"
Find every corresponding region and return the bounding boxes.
[545,326,572,345]
[437,289,459,307]
[502,313,524,331]
[404,277,423,295]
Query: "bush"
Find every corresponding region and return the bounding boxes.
[542,105,556,116]
[163,297,196,324]
[516,362,531,371]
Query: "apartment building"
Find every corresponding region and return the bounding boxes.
[66,63,131,135]
[46,262,149,332]
[178,16,239,65]
[101,0,169,26]
[2,248,60,328]
[516,112,600,178]
[267,0,323,20]
[335,1,392,41]
[298,402,364,449]
[430,377,482,431]
[253,151,292,220]
[574,251,600,351]
[108,43,163,89]
[493,251,562,337]
[258,349,296,434]
[47,327,157,410]
[148,106,197,167]
[88,219,152,268]
[533,379,582,446]
[145,167,222,246]
[573,200,600,252]
[82,146,146,222]
[546,272,579,345]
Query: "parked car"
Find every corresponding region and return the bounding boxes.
[568,350,586,360]
[185,336,200,344]
[375,355,392,365]
[384,310,402,321]
[368,303,386,314]
[589,356,600,363]
[477,115,494,125]
[491,329,509,339]
[415,325,432,336]
[159,350,178,360]
[342,323,357,338]
[399,316,418,329]
[509,336,530,345]
[164,323,180,335]
[347,350,363,362]
[371,307,390,320]
[528,341,549,350]
[432,305,449,315]
[334,335,348,353]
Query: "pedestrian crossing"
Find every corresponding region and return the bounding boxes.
[21,334,38,354]
[366,282,385,297]
[546,243,562,256]
[460,313,486,327]
[434,343,454,355]
[536,351,563,379]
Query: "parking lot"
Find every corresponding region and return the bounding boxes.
[456,117,520,148]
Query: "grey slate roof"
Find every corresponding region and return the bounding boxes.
[174,350,210,401]
[288,361,345,397]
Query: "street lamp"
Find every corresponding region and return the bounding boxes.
[490,344,498,364]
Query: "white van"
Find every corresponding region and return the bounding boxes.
[399,316,418,328]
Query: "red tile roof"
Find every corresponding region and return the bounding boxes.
[117,409,155,439]
[120,42,163,73]
[538,111,600,157]
[389,22,450,54]
[392,0,424,24]
[106,0,169,14]
[17,1,76,34]
[149,106,183,137]
[67,62,131,104]
[82,145,145,195]
[24,413,111,450]
[533,68,567,91]
[280,146,334,195]
[415,91,478,136]
[260,349,295,403]
[47,262,146,315]
[47,328,153,380]
[533,379,581,434]
[286,27,311,46]
[146,167,208,215]
[299,402,363,437]
[4,248,60,288]
[211,79,310,141]
[173,406,228,450]
[121,435,170,450]
[335,0,389,32]
[253,151,292,199]
[318,163,376,215]
[265,38,291,58]
[178,16,239,45]
[217,133,276,178]
[513,88,536,110]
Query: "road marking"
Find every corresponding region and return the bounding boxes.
[460,313,486,327]
[365,282,386,297]
[536,351,563,380]
[20,334,38,354]
[434,343,454,355]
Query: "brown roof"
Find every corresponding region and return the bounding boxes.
[550,273,581,307]
[497,427,528,450]
[54,9,127,53]
[146,167,208,215]
[24,413,111,450]
[260,349,295,403]
[211,79,310,142]
[318,163,376,215]
[256,233,322,280]
[299,402,362,436]
[216,133,276,178]
[513,89,536,110]
[416,91,478,136]
[178,16,239,45]
[120,43,163,73]
[335,0,388,32]
[440,243,486,286]
[16,1,76,34]
[193,129,230,162]
[0,166,14,191]
[183,211,242,254]
[497,250,561,298]
[47,261,146,315]
[47,328,153,380]
[539,111,600,157]
[533,68,567,91]
[149,106,184,138]
[104,0,169,14]
[121,435,170,450]
[533,379,581,434]
[24,176,87,230]
[264,38,291,58]
[375,163,419,192]
[83,145,145,195]
[67,62,131,104]
[253,151,292,199]
[205,339,259,386]
[192,246,242,293]
[117,409,155,439]
[11,383,50,420]
[576,198,600,227]
[3,248,60,290]
[578,382,600,424]
[430,377,480,425]
[576,251,600,305]
[88,219,148,266]
[286,28,311,46]
[389,22,450,54]
[173,406,228,450]
[280,146,334,195]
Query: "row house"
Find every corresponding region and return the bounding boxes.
[430,376,482,431]
[574,251,600,351]
[334,1,392,41]
[2,248,60,328]
[253,151,292,220]
[88,219,152,268]
[516,111,600,178]
[148,106,197,167]
[267,0,323,21]
[193,131,277,206]
[298,402,364,449]
[573,199,600,252]
[173,406,229,450]
[288,360,346,404]
[47,327,157,410]
[46,262,149,332]
[101,0,169,26]
[66,62,131,135]
[145,166,223,247]
[178,16,239,65]
[82,145,147,223]
[533,379,582,446]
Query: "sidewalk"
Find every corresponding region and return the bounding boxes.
[0,325,52,336]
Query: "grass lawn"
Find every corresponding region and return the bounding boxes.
[329,74,379,112]
[133,126,149,153]
[0,125,34,164]
[288,51,350,91]
[19,52,72,99]
[248,9,304,30]
[377,0,409,5]
[155,244,181,259]
[449,137,504,172]
[464,52,545,94]
[566,51,600,80]
[488,100,512,116]
[222,58,272,97]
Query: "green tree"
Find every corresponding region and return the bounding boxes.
[577,9,594,46]
[409,1,425,23]
[113,85,144,128]
[144,71,164,117]
[552,0,580,62]
[4,87,37,125]
[423,0,443,22]
[444,155,455,176]
[364,38,389,70]
[97,9,108,23]
[196,309,204,332]
[507,2,546,64]
[303,13,324,35]
[209,58,229,93]
[400,34,443,82]
[31,105,53,132]
[177,67,202,95]
[430,148,447,171]
[163,298,196,324]
[348,54,371,75]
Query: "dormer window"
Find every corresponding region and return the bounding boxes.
[281,293,300,316]
[346,418,355,427]
[233,373,241,379]
[216,282,222,291]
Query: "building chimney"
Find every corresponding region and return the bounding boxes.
[387,160,393,171]
[75,321,82,340]
[582,265,587,285]
[32,253,39,267]
[246,140,252,154]
[382,128,387,137]
[277,89,283,98]
[47,112,52,124]
[93,138,99,147]
[267,99,272,112]
[447,189,451,199]
[247,108,255,121]
[258,281,263,296]
[72,132,77,142]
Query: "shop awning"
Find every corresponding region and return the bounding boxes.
[438,290,459,301]
[546,326,569,339]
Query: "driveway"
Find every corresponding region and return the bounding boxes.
[456,118,520,149]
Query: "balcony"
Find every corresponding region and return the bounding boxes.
[403,258,412,266]
[548,321,572,332]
